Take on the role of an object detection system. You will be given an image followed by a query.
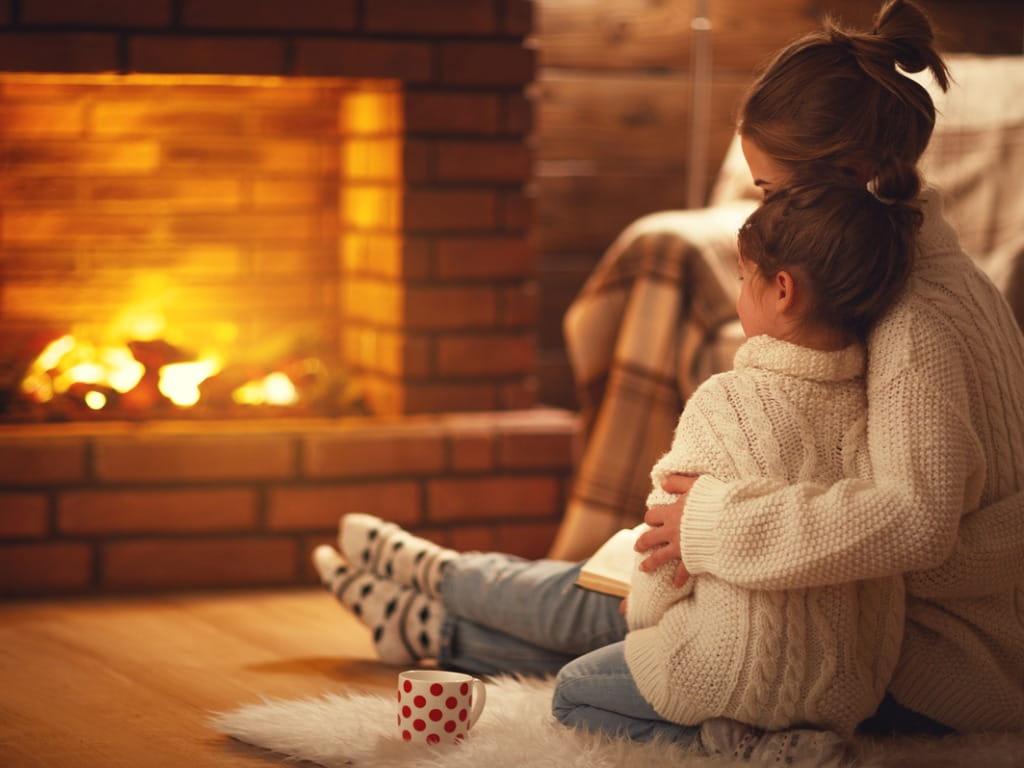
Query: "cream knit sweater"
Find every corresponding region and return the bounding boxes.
[680,190,1024,732]
[624,336,904,735]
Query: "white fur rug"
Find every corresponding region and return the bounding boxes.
[210,676,1024,768]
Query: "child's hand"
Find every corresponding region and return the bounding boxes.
[619,597,628,616]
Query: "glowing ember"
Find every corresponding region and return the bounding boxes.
[17,331,308,416]
[233,372,299,407]
[22,335,145,403]
[158,357,222,407]
[84,391,107,410]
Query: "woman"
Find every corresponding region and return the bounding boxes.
[315,0,1024,757]
[635,0,1024,736]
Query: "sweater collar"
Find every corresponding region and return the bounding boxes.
[732,335,865,382]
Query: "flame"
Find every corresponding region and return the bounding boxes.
[102,347,146,393]
[158,357,222,407]
[20,327,303,413]
[37,335,76,370]
[232,371,298,406]
[21,335,145,406]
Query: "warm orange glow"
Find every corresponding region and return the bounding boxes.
[22,335,145,404]
[232,371,298,406]
[19,330,314,413]
[84,391,107,410]
[3,73,406,420]
[158,357,222,407]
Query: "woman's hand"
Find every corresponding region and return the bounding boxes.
[634,474,698,587]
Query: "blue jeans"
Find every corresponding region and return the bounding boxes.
[436,552,628,676]
[553,642,701,745]
[433,552,698,744]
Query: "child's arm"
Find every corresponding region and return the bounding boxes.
[627,377,741,628]
[626,550,691,629]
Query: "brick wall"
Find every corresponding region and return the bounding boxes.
[0,409,577,596]
[0,0,538,417]
[0,1,575,598]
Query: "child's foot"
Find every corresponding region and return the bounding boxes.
[312,545,444,666]
[338,513,457,599]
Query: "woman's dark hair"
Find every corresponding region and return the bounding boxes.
[738,184,922,339]
[739,0,950,202]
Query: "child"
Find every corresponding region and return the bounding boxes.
[552,182,921,743]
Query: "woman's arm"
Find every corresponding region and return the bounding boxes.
[669,362,985,591]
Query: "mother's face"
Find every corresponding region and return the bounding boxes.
[740,134,791,198]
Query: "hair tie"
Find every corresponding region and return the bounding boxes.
[872,179,897,204]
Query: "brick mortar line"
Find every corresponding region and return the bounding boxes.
[170,0,183,29]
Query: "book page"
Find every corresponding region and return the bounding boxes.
[575,525,646,598]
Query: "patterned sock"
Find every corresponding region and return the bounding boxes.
[698,718,848,767]
[313,545,444,666]
[338,513,457,599]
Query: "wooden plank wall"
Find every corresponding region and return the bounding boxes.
[533,0,1024,407]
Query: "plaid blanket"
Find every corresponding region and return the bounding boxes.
[548,202,755,560]
[550,54,1024,561]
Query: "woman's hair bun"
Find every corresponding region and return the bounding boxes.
[872,0,949,88]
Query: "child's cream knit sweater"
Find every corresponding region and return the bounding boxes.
[679,190,1024,732]
[625,336,904,735]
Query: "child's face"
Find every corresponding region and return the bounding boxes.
[735,254,773,339]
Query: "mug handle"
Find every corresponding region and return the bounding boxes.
[467,678,487,729]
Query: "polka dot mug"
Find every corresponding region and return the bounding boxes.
[397,669,487,745]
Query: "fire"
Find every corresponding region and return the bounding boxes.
[232,372,299,407]
[158,357,222,407]
[19,331,302,415]
[21,335,145,403]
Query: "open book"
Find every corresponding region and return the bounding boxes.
[574,524,646,598]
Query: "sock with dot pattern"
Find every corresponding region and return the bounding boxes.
[314,545,444,666]
[339,513,457,599]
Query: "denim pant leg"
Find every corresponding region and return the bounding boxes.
[552,641,700,746]
[437,552,628,677]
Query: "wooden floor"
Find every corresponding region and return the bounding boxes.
[0,588,398,768]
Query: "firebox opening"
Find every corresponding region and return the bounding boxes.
[0,72,403,422]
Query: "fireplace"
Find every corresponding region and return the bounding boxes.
[3,72,407,422]
[0,0,578,597]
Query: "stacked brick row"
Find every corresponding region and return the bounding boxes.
[0,410,576,596]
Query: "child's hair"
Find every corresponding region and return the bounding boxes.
[739,0,950,203]
[737,183,921,339]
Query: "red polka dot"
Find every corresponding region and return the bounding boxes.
[444,720,457,733]
[403,680,412,693]
[429,708,443,721]
[413,695,426,708]
[455,733,466,743]
[427,733,440,745]
[402,705,411,718]
[430,683,443,696]
[445,696,458,709]
[458,709,467,721]
[413,719,426,731]
[402,730,412,741]
[460,682,469,695]
[396,691,401,701]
